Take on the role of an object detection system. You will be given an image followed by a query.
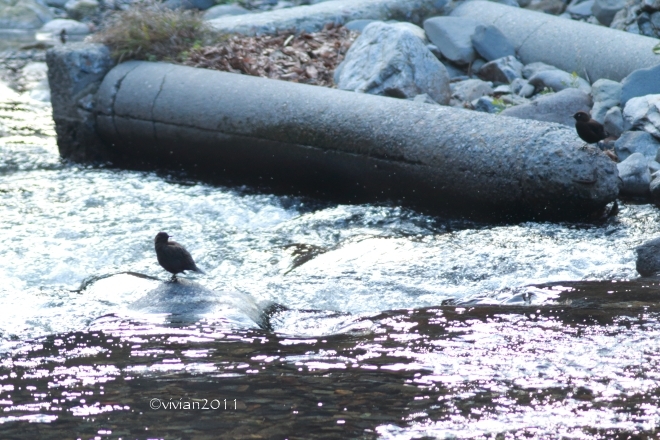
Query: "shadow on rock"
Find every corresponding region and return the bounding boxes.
[80,272,274,329]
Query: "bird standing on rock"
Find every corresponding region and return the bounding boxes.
[154,232,204,280]
[573,111,619,161]
[573,111,608,144]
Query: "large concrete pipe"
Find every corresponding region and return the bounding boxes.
[451,1,660,82]
[207,0,450,36]
[93,61,618,220]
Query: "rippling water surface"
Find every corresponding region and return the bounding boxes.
[2,55,660,438]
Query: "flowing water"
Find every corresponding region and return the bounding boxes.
[2,44,660,439]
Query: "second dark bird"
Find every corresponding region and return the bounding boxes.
[573,111,608,144]
[154,232,205,280]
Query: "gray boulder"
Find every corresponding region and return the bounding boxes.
[511,77,535,97]
[472,96,501,113]
[335,22,451,105]
[592,0,626,26]
[604,105,624,138]
[527,0,566,15]
[39,17,89,34]
[0,0,54,29]
[617,152,651,196]
[410,93,438,105]
[500,88,592,127]
[471,58,486,74]
[528,69,591,94]
[614,131,660,162]
[477,55,523,84]
[567,0,595,17]
[471,24,515,61]
[590,78,622,123]
[635,237,660,276]
[621,64,660,106]
[344,19,378,32]
[423,16,481,65]
[522,62,557,79]
[64,0,98,21]
[389,21,427,41]
[441,60,467,79]
[451,78,493,104]
[622,94,660,138]
[203,4,249,20]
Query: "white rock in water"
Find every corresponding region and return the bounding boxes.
[39,18,90,35]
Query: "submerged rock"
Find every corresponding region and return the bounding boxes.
[635,237,660,276]
[335,21,450,104]
[82,273,269,328]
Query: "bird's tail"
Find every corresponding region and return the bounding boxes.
[194,266,206,274]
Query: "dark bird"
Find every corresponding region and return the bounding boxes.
[154,232,204,280]
[59,28,67,44]
[573,111,607,144]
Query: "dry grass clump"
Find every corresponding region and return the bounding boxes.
[183,24,357,87]
[91,0,210,62]
[92,1,357,88]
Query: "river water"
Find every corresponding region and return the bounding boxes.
[2,42,660,439]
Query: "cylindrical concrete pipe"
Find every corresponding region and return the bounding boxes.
[94,61,618,220]
[207,0,450,36]
[451,1,660,82]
